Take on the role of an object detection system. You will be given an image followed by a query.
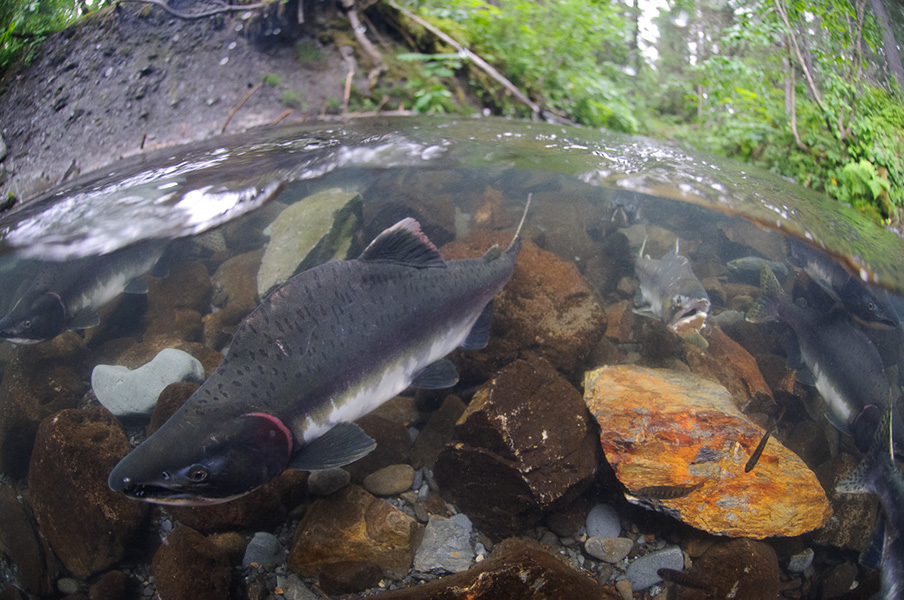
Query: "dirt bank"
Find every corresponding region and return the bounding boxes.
[0,2,371,202]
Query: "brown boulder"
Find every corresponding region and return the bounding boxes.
[318,560,383,596]
[343,414,412,483]
[202,249,263,349]
[442,235,606,374]
[27,407,147,578]
[288,485,422,578]
[147,382,199,436]
[0,481,56,595]
[811,453,880,552]
[114,339,222,378]
[374,537,619,600]
[670,538,780,600]
[412,395,466,470]
[151,526,231,600]
[0,349,88,478]
[147,261,213,314]
[434,354,600,540]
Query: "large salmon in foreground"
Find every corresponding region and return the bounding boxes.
[108,198,531,505]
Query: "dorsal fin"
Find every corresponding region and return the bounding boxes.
[359,218,446,268]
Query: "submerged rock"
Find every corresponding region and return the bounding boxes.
[434,354,600,540]
[242,532,285,568]
[152,526,231,600]
[317,560,383,596]
[0,344,87,478]
[27,407,147,578]
[202,249,263,349]
[288,485,422,578]
[375,537,620,599]
[257,188,362,298]
[667,538,781,600]
[0,482,56,595]
[413,513,474,573]
[625,545,683,591]
[583,365,831,538]
[442,235,607,373]
[91,348,205,417]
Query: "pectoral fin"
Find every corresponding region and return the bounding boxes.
[68,307,99,330]
[124,278,149,294]
[411,359,459,389]
[288,422,376,471]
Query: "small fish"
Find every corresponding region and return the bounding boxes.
[726,256,789,285]
[745,407,785,473]
[108,199,531,505]
[0,240,166,344]
[634,237,710,346]
[789,240,899,329]
[633,482,704,500]
[657,568,715,592]
[837,398,904,600]
[747,265,899,453]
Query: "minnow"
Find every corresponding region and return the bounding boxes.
[108,198,531,504]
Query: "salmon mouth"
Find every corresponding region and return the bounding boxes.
[668,299,710,334]
[118,482,242,506]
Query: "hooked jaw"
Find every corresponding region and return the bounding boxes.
[667,296,711,335]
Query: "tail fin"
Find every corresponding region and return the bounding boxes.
[745,264,784,324]
[837,395,895,496]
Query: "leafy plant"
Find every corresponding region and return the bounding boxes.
[261,73,282,86]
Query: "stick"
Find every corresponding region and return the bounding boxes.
[270,109,293,125]
[342,0,386,85]
[221,83,262,133]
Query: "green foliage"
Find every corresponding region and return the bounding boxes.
[262,73,282,86]
[1,0,84,75]
[281,90,305,109]
[396,52,462,113]
[295,41,325,65]
[411,0,638,131]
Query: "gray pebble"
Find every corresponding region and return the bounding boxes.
[417,482,429,502]
[242,532,285,568]
[414,513,474,573]
[585,537,633,563]
[57,577,81,595]
[586,503,621,539]
[363,464,415,496]
[91,348,205,417]
[307,468,350,496]
[787,547,814,573]
[625,545,683,591]
[277,574,319,600]
[411,467,424,491]
[413,503,429,523]
[538,530,559,548]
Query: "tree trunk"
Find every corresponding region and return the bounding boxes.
[871,0,904,94]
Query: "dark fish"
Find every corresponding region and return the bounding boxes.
[634,237,710,346]
[837,399,904,599]
[633,482,704,500]
[744,431,771,473]
[657,568,715,592]
[747,265,898,453]
[108,200,531,505]
[789,240,899,329]
[726,256,789,284]
[0,240,166,344]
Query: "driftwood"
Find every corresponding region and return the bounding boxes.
[342,0,387,86]
[118,0,273,20]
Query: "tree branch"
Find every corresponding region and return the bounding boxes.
[342,0,386,86]
[118,0,273,20]
[385,0,544,119]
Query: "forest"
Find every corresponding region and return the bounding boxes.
[2,0,903,228]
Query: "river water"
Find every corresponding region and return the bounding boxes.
[0,116,899,599]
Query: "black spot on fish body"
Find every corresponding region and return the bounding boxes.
[232,380,242,388]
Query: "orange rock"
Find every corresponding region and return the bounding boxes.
[604,300,635,343]
[583,365,831,538]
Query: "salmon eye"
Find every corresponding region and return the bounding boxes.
[673,295,682,307]
[24,320,31,329]
[188,465,208,482]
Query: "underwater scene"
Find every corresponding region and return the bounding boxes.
[0,117,903,600]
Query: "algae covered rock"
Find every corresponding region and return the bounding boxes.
[583,364,832,538]
[257,188,362,298]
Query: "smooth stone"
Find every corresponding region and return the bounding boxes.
[318,560,383,596]
[307,468,351,496]
[91,348,205,417]
[614,579,632,600]
[242,532,285,568]
[585,537,633,563]
[57,578,80,595]
[668,538,781,599]
[584,365,832,538]
[413,513,474,573]
[586,504,621,539]
[787,547,814,573]
[362,464,415,496]
[257,188,362,298]
[625,545,683,591]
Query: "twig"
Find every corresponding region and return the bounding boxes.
[270,109,293,125]
[342,69,355,116]
[118,0,273,20]
[386,0,542,118]
[342,0,386,86]
[221,82,262,133]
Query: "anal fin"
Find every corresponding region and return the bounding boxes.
[68,307,99,330]
[288,422,376,471]
[460,302,493,350]
[411,359,459,389]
